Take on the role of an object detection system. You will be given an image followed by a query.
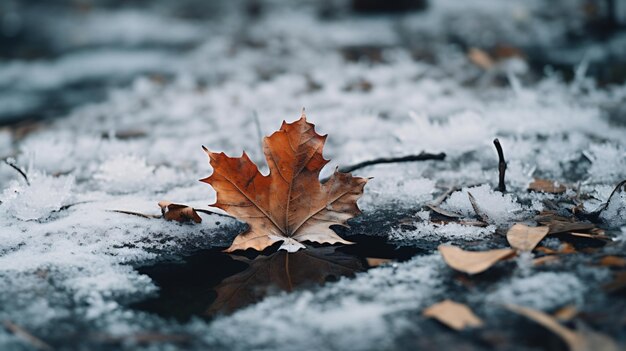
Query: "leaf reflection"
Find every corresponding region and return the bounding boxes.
[206,246,365,315]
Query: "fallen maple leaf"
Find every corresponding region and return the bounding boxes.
[158,201,202,223]
[201,113,368,252]
[506,223,550,252]
[423,299,484,330]
[438,245,515,275]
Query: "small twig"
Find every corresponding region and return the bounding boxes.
[3,159,30,185]
[493,138,507,192]
[110,208,234,220]
[2,320,53,351]
[57,201,92,212]
[337,152,446,174]
[578,179,626,221]
[194,208,235,219]
[108,210,161,219]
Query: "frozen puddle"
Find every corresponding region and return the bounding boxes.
[132,235,421,320]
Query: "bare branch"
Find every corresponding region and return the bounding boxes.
[338,152,446,174]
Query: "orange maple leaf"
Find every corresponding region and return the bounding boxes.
[201,113,368,252]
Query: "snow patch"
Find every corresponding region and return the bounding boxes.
[0,172,74,221]
[486,272,585,310]
[442,184,525,226]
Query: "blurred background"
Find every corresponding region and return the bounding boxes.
[1,0,625,126]
[1,2,626,350]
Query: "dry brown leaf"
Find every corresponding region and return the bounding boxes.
[201,113,368,252]
[533,255,560,266]
[438,245,515,275]
[467,192,489,223]
[568,232,612,241]
[559,243,577,254]
[423,299,484,330]
[536,211,571,223]
[534,246,557,254]
[543,220,596,235]
[528,178,567,194]
[599,256,626,267]
[535,243,577,255]
[366,257,394,267]
[554,305,578,322]
[426,204,462,218]
[506,304,619,351]
[506,223,550,251]
[158,201,202,223]
[467,48,494,70]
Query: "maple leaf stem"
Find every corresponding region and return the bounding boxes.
[331,152,446,177]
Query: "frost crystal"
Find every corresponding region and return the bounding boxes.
[0,173,74,221]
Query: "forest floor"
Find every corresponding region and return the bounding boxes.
[1,1,625,350]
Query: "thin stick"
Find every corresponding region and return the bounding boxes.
[3,159,30,185]
[338,152,446,174]
[580,179,626,221]
[108,210,161,219]
[493,139,507,192]
[2,320,53,351]
[194,208,235,219]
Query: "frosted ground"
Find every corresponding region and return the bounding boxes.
[1,0,625,350]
